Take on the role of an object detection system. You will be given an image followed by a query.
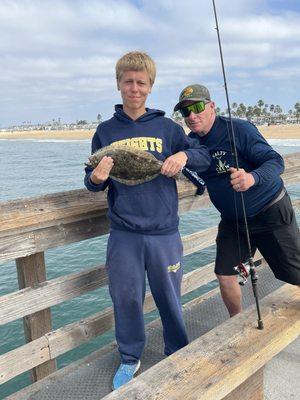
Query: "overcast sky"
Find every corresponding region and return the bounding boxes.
[0,0,299,126]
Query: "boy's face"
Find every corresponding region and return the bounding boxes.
[118,70,152,115]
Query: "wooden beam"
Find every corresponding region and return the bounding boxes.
[0,214,110,263]
[0,189,106,236]
[0,337,50,385]
[0,265,107,325]
[183,226,218,256]
[101,284,300,400]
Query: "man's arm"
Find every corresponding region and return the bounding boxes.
[230,122,284,192]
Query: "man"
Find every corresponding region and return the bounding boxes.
[174,84,300,317]
[84,55,210,390]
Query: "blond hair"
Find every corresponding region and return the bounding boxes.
[116,51,156,87]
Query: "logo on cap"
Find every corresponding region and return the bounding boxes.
[182,87,193,98]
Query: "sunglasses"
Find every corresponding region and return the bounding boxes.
[179,101,209,118]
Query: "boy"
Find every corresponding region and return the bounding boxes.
[84,52,210,390]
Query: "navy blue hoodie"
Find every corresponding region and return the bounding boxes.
[84,105,210,234]
[189,116,285,221]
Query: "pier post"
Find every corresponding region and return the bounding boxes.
[16,252,57,382]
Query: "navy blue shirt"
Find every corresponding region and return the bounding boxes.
[84,105,210,234]
[189,116,284,220]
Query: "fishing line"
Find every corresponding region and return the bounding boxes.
[212,0,264,329]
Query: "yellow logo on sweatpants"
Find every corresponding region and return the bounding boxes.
[168,262,181,273]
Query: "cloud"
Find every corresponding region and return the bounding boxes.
[0,0,299,125]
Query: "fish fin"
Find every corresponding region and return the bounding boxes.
[110,174,159,186]
[173,171,188,181]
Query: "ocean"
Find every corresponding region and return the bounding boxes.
[0,138,300,398]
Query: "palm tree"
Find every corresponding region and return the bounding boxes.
[257,99,264,109]
[256,99,264,123]
[215,100,298,125]
[246,106,254,121]
[294,102,300,123]
[236,103,246,118]
[287,109,294,123]
[171,111,184,125]
[253,106,261,123]
[231,102,238,117]
[269,104,275,124]
[274,105,282,123]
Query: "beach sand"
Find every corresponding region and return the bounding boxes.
[0,129,95,141]
[0,124,300,140]
[259,124,300,139]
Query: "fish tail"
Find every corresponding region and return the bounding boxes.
[174,171,187,181]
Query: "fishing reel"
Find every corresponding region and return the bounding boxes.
[233,261,251,286]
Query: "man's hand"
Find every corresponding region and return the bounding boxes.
[91,156,114,184]
[229,167,255,192]
[161,151,188,177]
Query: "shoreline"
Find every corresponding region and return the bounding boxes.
[0,124,300,140]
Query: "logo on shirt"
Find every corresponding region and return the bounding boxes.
[168,262,181,273]
[112,137,163,153]
[212,151,230,174]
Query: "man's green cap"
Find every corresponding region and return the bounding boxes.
[174,84,211,111]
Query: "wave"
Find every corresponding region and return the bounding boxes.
[267,139,300,147]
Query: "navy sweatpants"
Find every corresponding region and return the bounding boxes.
[106,230,188,364]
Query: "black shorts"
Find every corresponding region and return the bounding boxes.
[215,192,300,285]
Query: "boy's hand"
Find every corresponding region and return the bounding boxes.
[161,151,188,177]
[91,156,114,184]
[229,167,255,192]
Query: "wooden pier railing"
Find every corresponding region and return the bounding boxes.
[0,152,300,398]
[103,283,300,400]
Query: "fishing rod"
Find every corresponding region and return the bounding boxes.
[212,0,264,330]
